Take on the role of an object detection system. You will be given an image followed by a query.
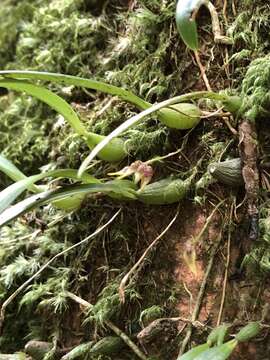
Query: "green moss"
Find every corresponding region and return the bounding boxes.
[0,95,51,173]
[240,55,270,122]
[243,204,270,273]
[0,0,36,68]
[228,1,270,76]
[1,0,270,356]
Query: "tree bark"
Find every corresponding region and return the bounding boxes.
[238,120,260,242]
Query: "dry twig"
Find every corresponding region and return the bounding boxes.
[217,202,233,325]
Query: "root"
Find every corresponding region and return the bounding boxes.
[119,208,179,303]
[217,202,233,325]
[206,2,233,45]
[194,50,212,91]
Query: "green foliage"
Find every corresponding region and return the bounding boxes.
[61,341,94,360]
[243,204,270,272]
[124,126,169,159]
[179,323,261,359]
[0,180,137,227]
[0,156,100,215]
[86,282,141,325]
[0,0,269,357]
[177,343,209,360]
[240,55,270,122]
[207,324,230,347]
[175,0,199,51]
[229,2,270,60]
[0,0,35,68]
[235,322,261,342]
[192,339,238,360]
[0,95,50,174]
[0,0,192,175]
[20,268,71,313]
[0,254,39,288]
[11,0,103,74]
[139,305,164,326]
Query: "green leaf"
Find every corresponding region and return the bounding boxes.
[0,78,127,162]
[0,168,99,214]
[0,153,39,192]
[193,339,238,360]
[0,78,88,137]
[0,70,150,110]
[0,154,27,182]
[175,0,200,51]
[177,343,209,360]
[0,181,137,228]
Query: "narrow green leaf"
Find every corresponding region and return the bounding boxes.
[0,70,150,110]
[0,78,128,162]
[0,154,40,192]
[0,168,99,214]
[0,78,88,137]
[0,154,27,182]
[0,182,137,228]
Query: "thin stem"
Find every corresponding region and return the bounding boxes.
[119,207,179,302]
[0,71,151,111]
[193,199,225,244]
[223,0,228,25]
[207,2,233,45]
[178,230,223,356]
[146,128,194,165]
[145,148,182,165]
[217,202,233,325]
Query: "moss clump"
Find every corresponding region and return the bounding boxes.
[240,55,270,122]
[243,205,270,273]
[0,0,36,69]
[11,0,108,75]
[0,95,51,174]
[228,1,270,81]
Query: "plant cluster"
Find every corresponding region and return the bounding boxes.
[0,0,269,359]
